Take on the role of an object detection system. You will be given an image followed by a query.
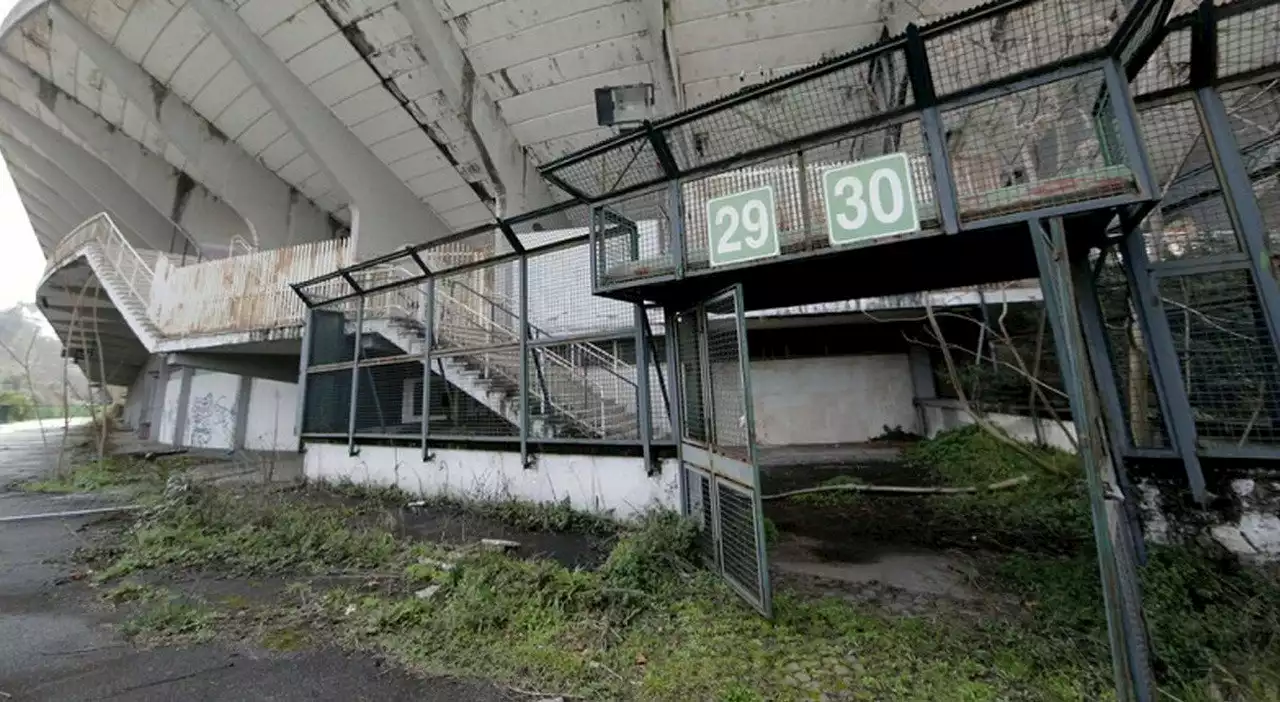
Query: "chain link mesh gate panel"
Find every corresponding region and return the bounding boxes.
[674,286,772,617]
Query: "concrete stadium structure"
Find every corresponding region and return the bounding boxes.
[10,0,1280,693]
[0,0,1048,464]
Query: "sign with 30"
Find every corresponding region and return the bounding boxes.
[822,153,921,246]
[705,186,780,268]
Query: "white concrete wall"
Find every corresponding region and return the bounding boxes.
[244,379,299,452]
[919,399,1078,452]
[304,443,679,519]
[158,372,183,444]
[121,364,149,432]
[747,355,918,446]
[181,370,240,450]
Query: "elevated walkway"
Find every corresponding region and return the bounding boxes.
[36,214,343,384]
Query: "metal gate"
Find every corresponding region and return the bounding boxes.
[672,285,772,616]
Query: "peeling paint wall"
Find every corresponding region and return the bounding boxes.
[304,441,679,519]
[147,238,351,336]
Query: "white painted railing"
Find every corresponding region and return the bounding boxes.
[148,238,351,335]
[42,213,156,315]
[42,213,350,341]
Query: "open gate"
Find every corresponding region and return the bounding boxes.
[672,285,773,616]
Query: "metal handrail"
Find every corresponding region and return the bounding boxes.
[360,262,639,436]
[42,213,157,311]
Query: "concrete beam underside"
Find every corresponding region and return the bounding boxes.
[188,0,454,259]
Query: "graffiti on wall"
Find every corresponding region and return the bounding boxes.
[189,392,235,448]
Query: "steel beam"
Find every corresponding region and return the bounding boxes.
[1030,218,1156,702]
[1119,228,1207,500]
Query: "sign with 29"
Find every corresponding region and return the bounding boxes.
[704,153,921,268]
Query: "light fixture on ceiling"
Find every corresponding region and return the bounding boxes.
[594,83,655,129]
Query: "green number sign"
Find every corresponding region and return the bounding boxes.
[706,186,780,268]
[822,153,921,246]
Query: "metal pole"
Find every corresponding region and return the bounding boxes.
[668,180,686,278]
[1118,228,1207,502]
[1194,87,1280,356]
[1031,218,1156,702]
[347,296,365,457]
[905,23,960,235]
[666,306,688,516]
[421,279,435,461]
[519,255,530,468]
[1102,59,1159,199]
[295,309,313,445]
[635,303,653,472]
[1070,243,1134,458]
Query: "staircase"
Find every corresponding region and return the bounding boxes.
[364,270,642,440]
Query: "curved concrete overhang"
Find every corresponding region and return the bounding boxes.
[0,0,997,386]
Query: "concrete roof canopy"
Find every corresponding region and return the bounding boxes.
[0,0,986,266]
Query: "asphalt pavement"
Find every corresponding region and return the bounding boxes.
[0,420,510,701]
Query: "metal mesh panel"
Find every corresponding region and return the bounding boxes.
[1217,2,1280,82]
[942,70,1137,224]
[801,120,936,241]
[668,49,912,172]
[926,0,1122,98]
[433,259,521,353]
[427,348,523,438]
[675,309,708,444]
[1094,248,1170,449]
[704,293,749,458]
[594,187,676,288]
[352,359,423,437]
[548,137,666,201]
[1159,269,1280,446]
[1221,83,1280,252]
[1141,98,1244,259]
[716,478,764,605]
[526,341,640,440]
[529,237,634,336]
[1132,24,1191,97]
[308,303,356,367]
[303,369,351,435]
[683,464,717,568]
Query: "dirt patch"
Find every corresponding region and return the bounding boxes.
[400,503,609,569]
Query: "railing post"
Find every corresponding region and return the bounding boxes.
[905,23,960,235]
[347,296,365,457]
[421,278,435,461]
[635,303,654,471]
[519,255,531,467]
[296,308,313,445]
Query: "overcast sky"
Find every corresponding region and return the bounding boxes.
[0,0,46,310]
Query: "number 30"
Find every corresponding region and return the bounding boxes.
[833,167,906,231]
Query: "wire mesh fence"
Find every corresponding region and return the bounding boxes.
[297,219,669,450]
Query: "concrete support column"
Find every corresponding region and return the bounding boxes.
[233,374,252,451]
[49,2,338,250]
[0,135,110,227]
[172,366,195,446]
[145,355,170,441]
[907,345,935,436]
[188,0,454,258]
[0,98,184,253]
